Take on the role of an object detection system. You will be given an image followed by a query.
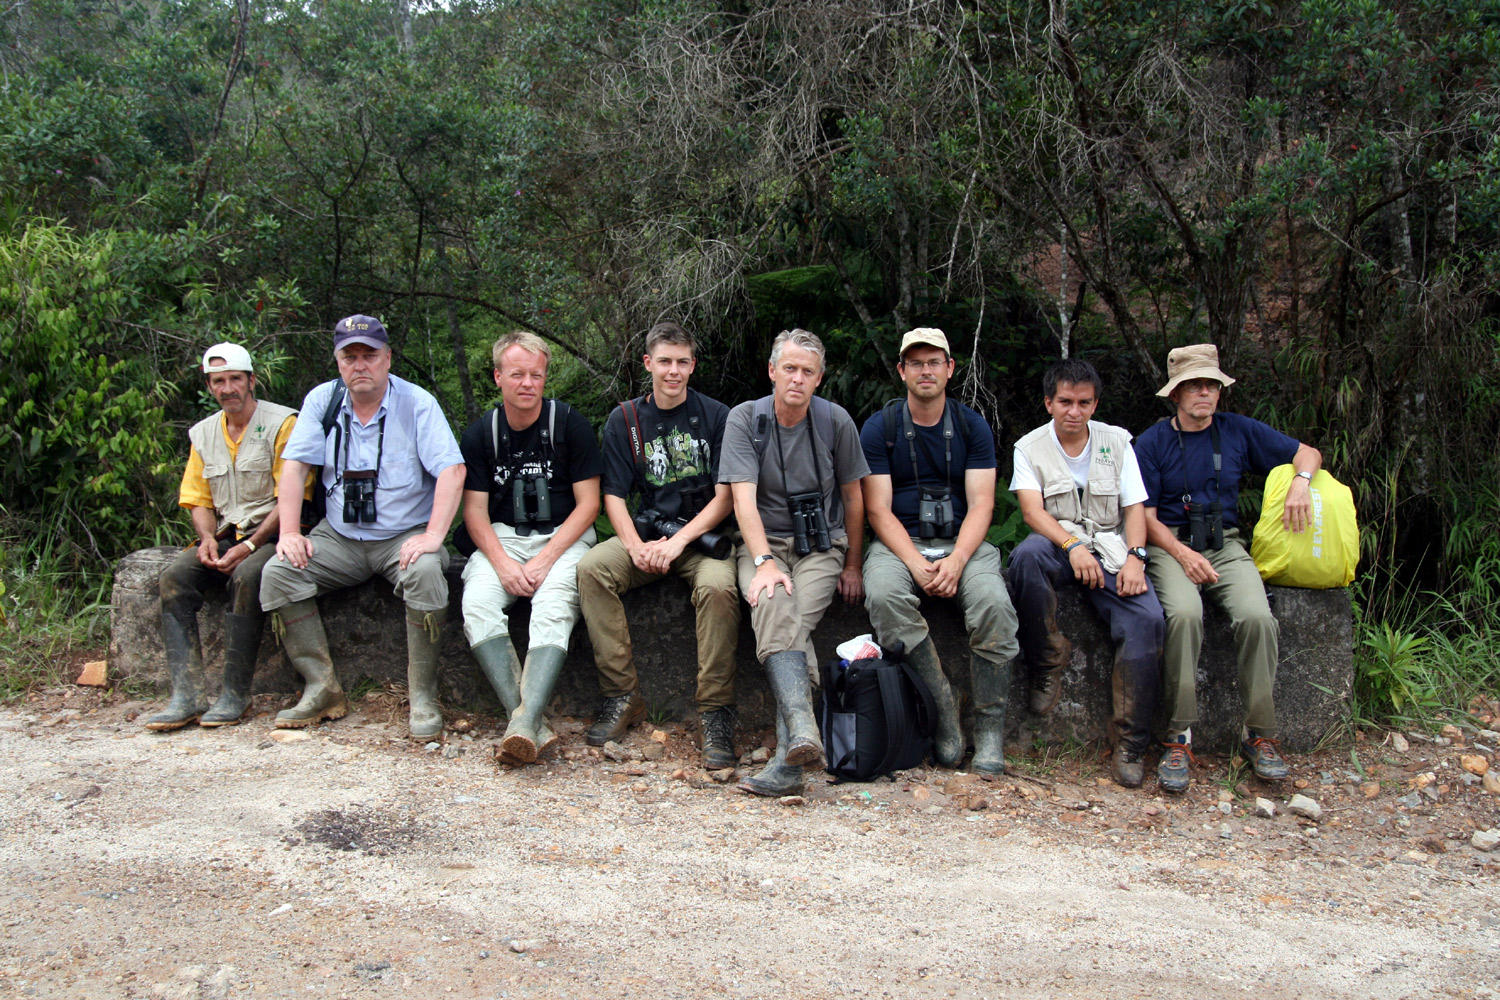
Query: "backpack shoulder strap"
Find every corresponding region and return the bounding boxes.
[750,396,775,460]
[869,662,914,779]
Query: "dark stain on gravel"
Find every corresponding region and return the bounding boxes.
[285,805,425,855]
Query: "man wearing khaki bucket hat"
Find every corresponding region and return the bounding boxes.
[1134,344,1322,793]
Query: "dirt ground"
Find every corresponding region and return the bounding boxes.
[2,683,1498,1000]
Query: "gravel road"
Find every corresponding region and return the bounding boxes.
[2,688,1497,999]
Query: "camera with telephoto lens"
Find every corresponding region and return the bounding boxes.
[511,474,551,525]
[342,470,377,524]
[917,488,956,539]
[787,490,832,556]
[632,509,732,560]
[1179,500,1224,552]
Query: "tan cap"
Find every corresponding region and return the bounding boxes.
[1157,343,1236,397]
[898,327,950,358]
[202,343,254,374]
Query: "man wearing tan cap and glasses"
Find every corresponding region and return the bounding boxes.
[1135,344,1321,792]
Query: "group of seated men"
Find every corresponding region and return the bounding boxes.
[143,317,1321,796]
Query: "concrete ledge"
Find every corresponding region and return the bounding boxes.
[110,546,1352,752]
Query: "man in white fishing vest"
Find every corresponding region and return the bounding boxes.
[1006,358,1164,787]
[143,343,302,730]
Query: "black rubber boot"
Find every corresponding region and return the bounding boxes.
[472,637,556,762]
[501,644,567,764]
[272,599,349,729]
[142,608,209,731]
[738,714,804,797]
[406,610,444,740]
[970,654,1011,776]
[199,611,262,727]
[761,650,823,769]
[906,637,964,767]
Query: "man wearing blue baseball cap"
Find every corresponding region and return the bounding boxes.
[259,315,466,739]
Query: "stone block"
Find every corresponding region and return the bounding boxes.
[110,546,1352,752]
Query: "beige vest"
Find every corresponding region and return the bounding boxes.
[1015,420,1132,545]
[188,399,298,535]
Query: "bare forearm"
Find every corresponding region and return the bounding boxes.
[424,465,466,538]
[277,461,311,536]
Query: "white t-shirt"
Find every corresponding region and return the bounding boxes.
[1009,424,1147,507]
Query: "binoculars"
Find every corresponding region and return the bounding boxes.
[787,491,832,556]
[917,489,956,539]
[511,474,552,526]
[1178,501,1224,552]
[342,471,377,524]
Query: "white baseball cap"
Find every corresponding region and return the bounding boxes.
[201,343,254,374]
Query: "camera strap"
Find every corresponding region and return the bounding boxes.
[1174,417,1221,513]
[899,401,953,494]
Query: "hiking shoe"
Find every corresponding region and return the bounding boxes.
[1240,733,1289,781]
[584,691,645,746]
[1111,745,1145,788]
[700,707,738,770]
[1029,663,1066,715]
[1157,737,1194,794]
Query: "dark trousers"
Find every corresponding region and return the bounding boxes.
[1006,533,1164,750]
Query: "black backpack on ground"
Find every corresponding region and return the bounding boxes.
[819,642,938,782]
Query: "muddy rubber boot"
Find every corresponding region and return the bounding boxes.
[199,611,262,727]
[142,608,209,731]
[906,637,963,767]
[272,599,349,729]
[762,650,824,769]
[405,610,444,740]
[500,644,567,764]
[738,714,804,797]
[473,638,557,762]
[969,654,1011,776]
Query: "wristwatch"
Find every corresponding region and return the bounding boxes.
[1128,546,1149,564]
[1295,470,1314,483]
[753,553,776,568]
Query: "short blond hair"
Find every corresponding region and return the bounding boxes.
[492,330,551,369]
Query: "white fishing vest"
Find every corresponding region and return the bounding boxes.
[1015,420,1132,545]
[188,399,298,535]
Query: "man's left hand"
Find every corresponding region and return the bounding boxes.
[523,549,561,589]
[922,552,967,598]
[214,542,252,574]
[399,531,444,570]
[640,536,686,575]
[1116,558,1147,597]
[1283,476,1312,533]
[837,564,864,604]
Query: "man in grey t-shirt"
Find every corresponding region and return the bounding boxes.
[718,328,869,797]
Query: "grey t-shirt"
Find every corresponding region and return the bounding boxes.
[718,395,870,540]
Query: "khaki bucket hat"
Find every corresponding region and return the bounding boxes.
[1157,343,1236,397]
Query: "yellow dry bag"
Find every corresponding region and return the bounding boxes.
[1250,465,1359,588]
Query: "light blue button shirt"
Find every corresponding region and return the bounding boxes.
[283,374,463,541]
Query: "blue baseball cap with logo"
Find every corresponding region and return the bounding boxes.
[333,314,389,350]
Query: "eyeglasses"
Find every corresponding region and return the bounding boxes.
[901,358,949,372]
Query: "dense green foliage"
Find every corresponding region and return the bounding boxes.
[1,0,1496,716]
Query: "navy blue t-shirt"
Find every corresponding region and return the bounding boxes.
[1135,412,1299,528]
[860,399,997,535]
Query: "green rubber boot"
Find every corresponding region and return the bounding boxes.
[500,644,567,764]
[142,607,209,731]
[762,650,824,769]
[738,714,804,797]
[199,611,262,727]
[471,637,557,761]
[272,599,349,729]
[970,654,1011,776]
[406,610,444,740]
[906,637,964,767]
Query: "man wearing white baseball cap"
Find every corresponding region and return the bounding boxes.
[143,342,304,730]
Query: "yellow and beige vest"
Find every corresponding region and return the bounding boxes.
[188,400,297,535]
[1015,420,1133,546]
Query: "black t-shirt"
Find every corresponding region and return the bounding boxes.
[859,399,997,535]
[459,399,603,527]
[601,388,729,521]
